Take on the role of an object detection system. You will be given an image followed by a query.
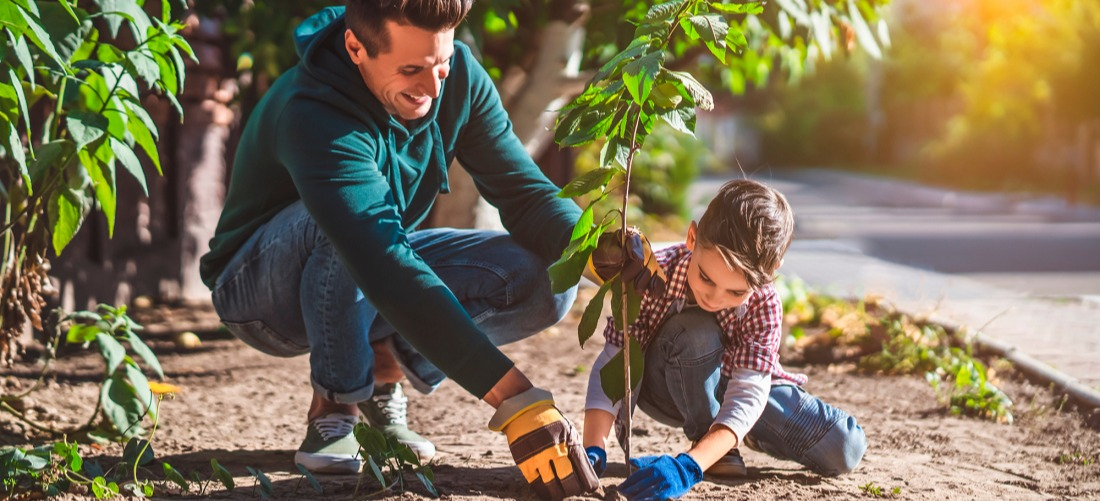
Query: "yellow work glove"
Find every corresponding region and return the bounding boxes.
[588,227,667,297]
[488,388,599,500]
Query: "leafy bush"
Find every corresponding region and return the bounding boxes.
[1,0,192,365]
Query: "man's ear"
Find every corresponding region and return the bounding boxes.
[345,29,365,64]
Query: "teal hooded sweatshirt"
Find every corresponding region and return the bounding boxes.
[199,7,581,397]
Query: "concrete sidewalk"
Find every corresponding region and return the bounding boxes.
[780,239,1100,409]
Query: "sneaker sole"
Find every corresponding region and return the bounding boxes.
[706,462,748,478]
[294,451,362,475]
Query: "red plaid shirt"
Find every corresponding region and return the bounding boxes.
[603,243,807,385]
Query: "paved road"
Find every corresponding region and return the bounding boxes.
[687,169,1100,392]
[692,169,1100,300]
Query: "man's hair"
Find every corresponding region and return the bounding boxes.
[345,0,472,58]
[695,179,794,289]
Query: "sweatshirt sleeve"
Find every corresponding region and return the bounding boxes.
[275,101,512,399]
[713,368,771,444]
[585,342,620,415]
[453,45,581,263]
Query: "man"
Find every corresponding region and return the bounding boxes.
[199,1,597,498]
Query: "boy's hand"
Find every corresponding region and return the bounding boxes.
[619,453,703,500]
[488,388,599,500]
[585,446,607,477]
[589,227,666,297]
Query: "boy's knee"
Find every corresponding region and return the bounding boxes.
[651,310,724,360]
[813,416,866,477]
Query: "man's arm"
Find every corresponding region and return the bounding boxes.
[451,43,581,261]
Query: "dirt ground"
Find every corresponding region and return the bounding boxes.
[3,291,1100,500]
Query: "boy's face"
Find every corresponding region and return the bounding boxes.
[684,222,754,312]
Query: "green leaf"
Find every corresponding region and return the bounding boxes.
[109,134,151,189]
[365,456,386,487]
[66,110,108,151]
[97,0,152,42]
[294,463,323,494]
[95,332,126,375]
[558,166,620,199]
[48,185,90,255]
[37,2,91,64]
[152,51,177,94]
[623,51,661,106]
[122,438,154,467]
[246,467,274,499]
[599,335,644,404]
[66,323,98,343]
[571,204,595,241]
[392,443,419,466]
[128,51,161,87]
[415,469,439,498]
[81,147,116,237]
[6,67,30,139]
[657,107,696,136]
[710,2,764,14]
[101,371,144,436]
[600,134,633,168]
[28,139,72,187]
[680,15,729,58]
[725,25,748,50]
[665,70,714,111]
[579,277,615,348]
[163,463,189,491]
[353,423,388,459]
[124,362,156,421]
[211,459,235,491]
[591,43,647,84]
[645,0,687,21]
[1,112,27,183]
[548,244,596,295]
[5,28,35,89]
[10,5,65,69]
[123,103,161,174]
[125,329,163,379]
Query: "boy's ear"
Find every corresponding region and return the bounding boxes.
[686,221,697,251]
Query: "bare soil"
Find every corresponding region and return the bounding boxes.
[3,291,1100,500]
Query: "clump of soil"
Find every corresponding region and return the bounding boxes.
[2,295,1099,500]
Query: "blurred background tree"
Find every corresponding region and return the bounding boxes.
[755,0,1100,203]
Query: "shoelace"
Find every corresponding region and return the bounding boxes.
[312,414,358,441]
[372,388,408,426]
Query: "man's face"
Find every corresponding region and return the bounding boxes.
[345,21,454,122]
[684,222,754,312]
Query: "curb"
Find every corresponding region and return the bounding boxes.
[920,312,1100,413]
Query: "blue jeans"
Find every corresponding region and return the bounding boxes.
[211,201,576,403]
[636,308,867,477]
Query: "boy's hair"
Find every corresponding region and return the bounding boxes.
[695,179,794,290]
[345,0,472,58]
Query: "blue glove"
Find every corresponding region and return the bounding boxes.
[585,446,607,477]
[619,453,703,501]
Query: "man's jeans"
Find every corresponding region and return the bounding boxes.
[636,308,867,477]
[211,201,576,403]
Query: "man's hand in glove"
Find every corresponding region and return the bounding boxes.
[618,453,703,501]
[488,388,599,500]
[588,227,667,297]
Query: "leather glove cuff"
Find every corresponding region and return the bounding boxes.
[487,386,555,432]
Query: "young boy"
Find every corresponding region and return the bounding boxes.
[582,179,866,500]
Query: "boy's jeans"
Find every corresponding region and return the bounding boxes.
[636,308,867,477]
[211,201,576,403]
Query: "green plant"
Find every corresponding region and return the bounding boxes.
[1,0,193,366]
[1055,452,1096,466]
[353,422,438,498]
[859,481,901,497]
[1,304,168,440]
